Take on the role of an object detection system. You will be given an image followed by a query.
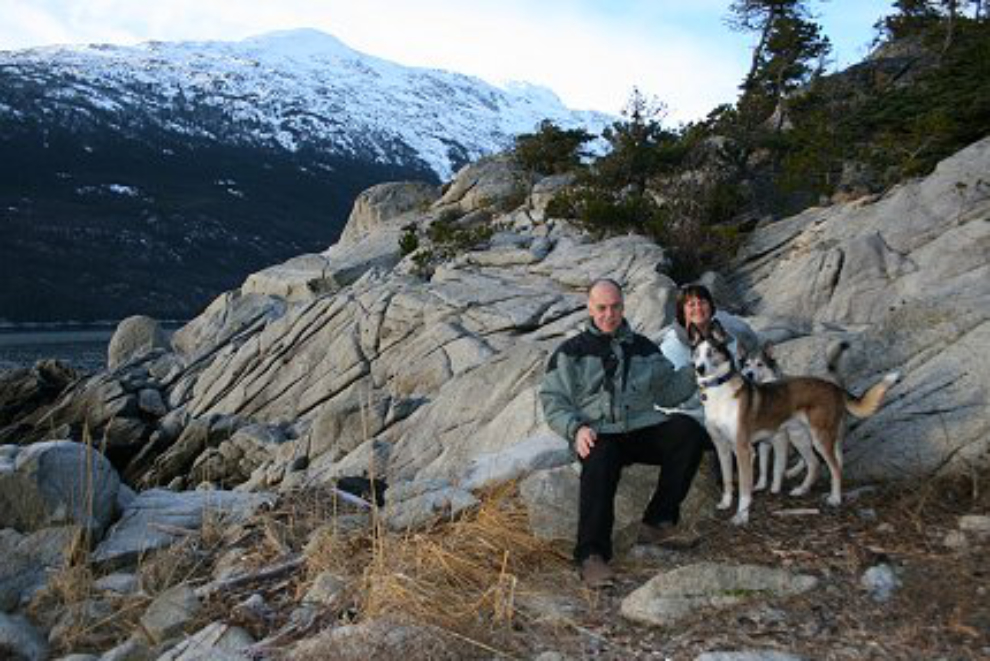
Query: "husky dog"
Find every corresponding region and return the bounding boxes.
[690,321,898,525]
[739,342,820,497]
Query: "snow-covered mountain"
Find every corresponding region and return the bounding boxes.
[1,28,610,180]
[0,29,612,324]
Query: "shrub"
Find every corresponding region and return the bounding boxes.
[513,119,593,175]
[398,226,419,256]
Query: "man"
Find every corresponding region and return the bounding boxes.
[539,278,708,587]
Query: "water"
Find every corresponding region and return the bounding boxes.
[0,327,115,374]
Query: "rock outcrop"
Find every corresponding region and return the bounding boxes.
[730,136,990,480]
[0,133,987,661]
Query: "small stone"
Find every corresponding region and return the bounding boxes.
[959,514,990,536]
[861,563,900,602]
[943,530,969,550]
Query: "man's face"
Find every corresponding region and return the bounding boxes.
[588,283,624,335]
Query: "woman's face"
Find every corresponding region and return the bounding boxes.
[683,295,713,329]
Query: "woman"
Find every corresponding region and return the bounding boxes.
[659,283,758,419]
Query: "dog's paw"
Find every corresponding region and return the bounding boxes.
[790,486,810,497]
[754,480,767,492]
[826,493,842,507]
[731,511,750,526]
[717,495,733,510]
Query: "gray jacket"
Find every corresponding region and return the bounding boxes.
[539,320,696,446]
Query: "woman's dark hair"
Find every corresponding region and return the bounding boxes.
[675,283,716,328]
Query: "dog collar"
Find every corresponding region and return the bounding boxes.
[697,370,735,400]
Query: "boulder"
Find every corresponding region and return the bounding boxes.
[0,441,120,535]
[0,526,80,611]
[0,360,77,444]
[434,155,534,215]
[519,454,720,551]
[108,316,169,371]
[92,489,274,570]
[0,612,48,661]
[286,619,463,660]
[156,622,254,661]
[339,181,439,245]
[139,584,201,645]
[620,562,819,627]
[729,136,990,480]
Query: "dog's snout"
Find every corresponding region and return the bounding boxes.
[696,364,707,376]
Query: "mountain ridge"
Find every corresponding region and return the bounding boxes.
[0,28,610,323]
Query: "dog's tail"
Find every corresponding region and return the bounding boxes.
[826,340,851,386]
[845,372,900,418]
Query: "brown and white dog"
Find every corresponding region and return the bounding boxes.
[690,321,898,525]
[739,341,821,497]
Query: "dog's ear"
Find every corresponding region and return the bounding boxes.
[737,341,750,361]
[762,341,774,359]
[710,319,729,344]
[687,323,703,348]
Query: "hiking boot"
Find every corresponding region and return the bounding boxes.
[637,522,701,550]
[578,554,615,588]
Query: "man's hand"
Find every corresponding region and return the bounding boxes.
[575,425,597,459]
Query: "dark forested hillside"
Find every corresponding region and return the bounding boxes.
[0,119,434,322]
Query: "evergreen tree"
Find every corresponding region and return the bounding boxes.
[727,1,831,127]
[512,120,593,175]
[595,88,682,195]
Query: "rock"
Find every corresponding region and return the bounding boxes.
[302,571,347,607]
[156,622,254,661]
[529,173,576,219]
[0,612,48,661]
[108,316,169,371]
[98,637,154,661]
[519,454,720,549]
[286,619,463,660]
[695,652,807,661]
[169,291,287,364]
[861,563,900,602]
[959,514,990,538]
[188,422,287,488]
[458,433,571,492]
[434,155,533,215]
[94,572,139,595]
[381,479,478,531]
[139,584,201,645]
[0,360,77,444]
[0,526,81,611]
[339,181,439,245]
[48,598,116,650]
[0,441,120,535]
[943,529,969,550]
[620,562,819,627]
[137,388,167,417]
[92,489,274,570]
[729,136,990,480]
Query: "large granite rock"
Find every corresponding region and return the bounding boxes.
[0,526,80,611]
[0,441,120,535]
[0,360,77,444]
[621,562,819,627]
[339,181,439,245]
[730,136,990,480]
[92,489,274,569]
[108,316,170,371]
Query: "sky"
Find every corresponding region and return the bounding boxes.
[0,0,896,123]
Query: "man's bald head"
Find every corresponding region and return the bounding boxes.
[587,278,624,335]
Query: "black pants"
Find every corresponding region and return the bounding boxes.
[575,414,708,563]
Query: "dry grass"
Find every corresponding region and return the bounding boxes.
[298,481,569,652]
[359,483,566,641]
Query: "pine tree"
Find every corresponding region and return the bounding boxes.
[727,1,831,127]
